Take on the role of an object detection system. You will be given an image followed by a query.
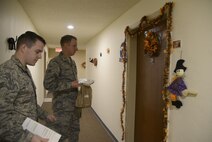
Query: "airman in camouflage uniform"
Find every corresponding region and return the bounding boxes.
[44,35,80,142]
[0,31,56,142]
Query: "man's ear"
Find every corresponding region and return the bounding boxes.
[18,44,27,53]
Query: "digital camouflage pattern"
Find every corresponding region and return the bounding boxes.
[44,52,80,142]
[0,56,48,142]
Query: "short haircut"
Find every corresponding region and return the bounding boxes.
[60,35,77,47]
[16,31,46,50]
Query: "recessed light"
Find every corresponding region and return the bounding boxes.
[67,25,74,29]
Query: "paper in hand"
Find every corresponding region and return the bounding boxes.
[78,78,94,86]
[22,117,61,142]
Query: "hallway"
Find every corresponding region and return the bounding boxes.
[41,102,115,142]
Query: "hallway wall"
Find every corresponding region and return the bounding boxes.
[85,0,212,141]
[0,0,46,105]
[48,48,86,79]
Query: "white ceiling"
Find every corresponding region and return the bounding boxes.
[18,0,140,49]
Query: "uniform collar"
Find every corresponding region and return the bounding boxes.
[59,52,72,63]
[11,55,28,72]
[11,55,35,88]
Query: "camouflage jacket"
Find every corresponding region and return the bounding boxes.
[0,56,48,142]
[44,52,78,112]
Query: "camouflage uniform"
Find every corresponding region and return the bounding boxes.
[44,52,80,142]
[0,56,48,142]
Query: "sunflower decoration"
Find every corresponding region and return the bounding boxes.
[144,31,160,57]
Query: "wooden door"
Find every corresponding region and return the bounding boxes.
[134,20,167,142]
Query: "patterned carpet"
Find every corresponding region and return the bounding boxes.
[41,102,114,142]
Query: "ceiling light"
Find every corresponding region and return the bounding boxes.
[67,25,74,29]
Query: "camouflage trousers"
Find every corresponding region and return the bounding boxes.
[48,109,81,142]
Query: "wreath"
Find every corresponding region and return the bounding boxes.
[144,31,160,57]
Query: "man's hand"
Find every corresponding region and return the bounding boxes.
[71,80,80,88]
[31,135,49,142]
[47,114,56,122]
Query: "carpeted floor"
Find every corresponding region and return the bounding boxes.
[41,102,114,142]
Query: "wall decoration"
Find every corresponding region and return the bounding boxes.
[106,48,110,54]
[119,41,127,63]
[89,58,97,66]
[167,59,197,109]
[81,61,86,69]
[7,36,17,50]
[173,40,181,48]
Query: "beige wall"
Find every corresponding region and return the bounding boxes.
[48,48,86,79]
[48,48,59,59]
[0,0,46,105]
[85,0,212,141]
[72,50,86,79]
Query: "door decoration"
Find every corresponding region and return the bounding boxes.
[119,40,127,63]
[119,39,127,141]
[167,59,197,109]
[144,31,160,57]
[122,2,173,141]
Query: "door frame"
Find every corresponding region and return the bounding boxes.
[124,2,173,142]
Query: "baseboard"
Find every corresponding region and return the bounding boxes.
[90,107,118,142]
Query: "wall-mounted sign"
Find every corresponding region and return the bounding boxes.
[55,47,62,52]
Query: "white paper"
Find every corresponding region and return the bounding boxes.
[78,78,94,86]
[22,117,61,142]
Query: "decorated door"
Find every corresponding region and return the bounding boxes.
[134,19,167,142]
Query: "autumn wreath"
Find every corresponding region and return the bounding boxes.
[144,31,160,57]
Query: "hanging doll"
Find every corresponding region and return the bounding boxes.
[167,59,197,109]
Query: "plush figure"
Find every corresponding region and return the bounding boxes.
[167,59,197,109]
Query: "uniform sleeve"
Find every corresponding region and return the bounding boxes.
[44,60,72,92]
[0,71,32,141]
[18,130,33,142]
